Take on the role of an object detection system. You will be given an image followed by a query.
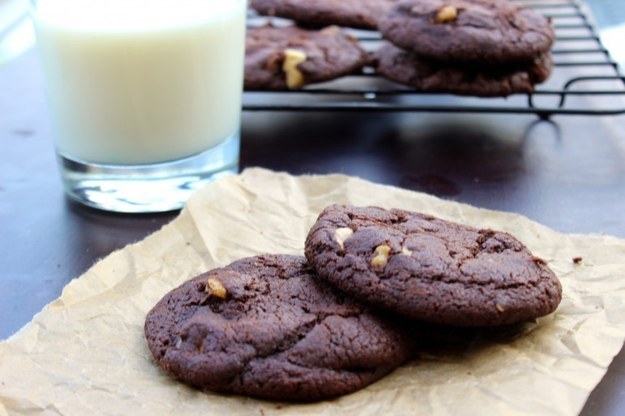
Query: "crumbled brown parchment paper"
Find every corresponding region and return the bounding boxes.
[2,168,625,416]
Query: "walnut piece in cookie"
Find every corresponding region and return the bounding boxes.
[205,276,227,299]
[371,244,391,268]
[282,49,308,89]
[433,4,458,23]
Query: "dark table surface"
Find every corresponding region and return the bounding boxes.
[3,40,625,414]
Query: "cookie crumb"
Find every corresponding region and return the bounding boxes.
[572,256,583,264]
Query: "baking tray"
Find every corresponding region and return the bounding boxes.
[242,0,625,118]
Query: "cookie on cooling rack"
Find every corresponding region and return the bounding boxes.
[145,254,414,401]
[250,0,398,30]
[378,0,555,65]
[305,205,562,327]
[374,42,553,97]
[244,25,368,90]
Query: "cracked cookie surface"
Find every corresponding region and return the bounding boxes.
[305,205,562,327]
[144,254,413,401]
[378,0,555,64]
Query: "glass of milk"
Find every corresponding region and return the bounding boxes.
[30,0,247,212]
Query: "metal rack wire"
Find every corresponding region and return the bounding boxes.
[242,0,625,118]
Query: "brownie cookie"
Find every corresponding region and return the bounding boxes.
[145,254,413,401]
[245,25,368,90]
[305,205,562,327]
[375,42,553,97]
[251,0,398,30]
[378,0,555,64]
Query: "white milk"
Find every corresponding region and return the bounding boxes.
[32,0,246,164]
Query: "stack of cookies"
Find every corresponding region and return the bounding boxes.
[375,0,556,96]
[245,0,555,96]
[145,205,562,401]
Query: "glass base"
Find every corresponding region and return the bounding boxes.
[58,132,239,213]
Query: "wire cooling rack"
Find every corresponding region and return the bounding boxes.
[242,0,625,118]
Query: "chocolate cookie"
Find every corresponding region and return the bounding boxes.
[145,254,413,401]
[251,0,397,30]
[245,25,368,90]
[378,0,555,64]
[305,205,562,327]
[375,42,553,97]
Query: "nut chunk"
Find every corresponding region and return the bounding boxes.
[334,227,354,251]
[206,277,227,299]
[433,5,458,23]
[282,49,307,89]
[371,244,391,268]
